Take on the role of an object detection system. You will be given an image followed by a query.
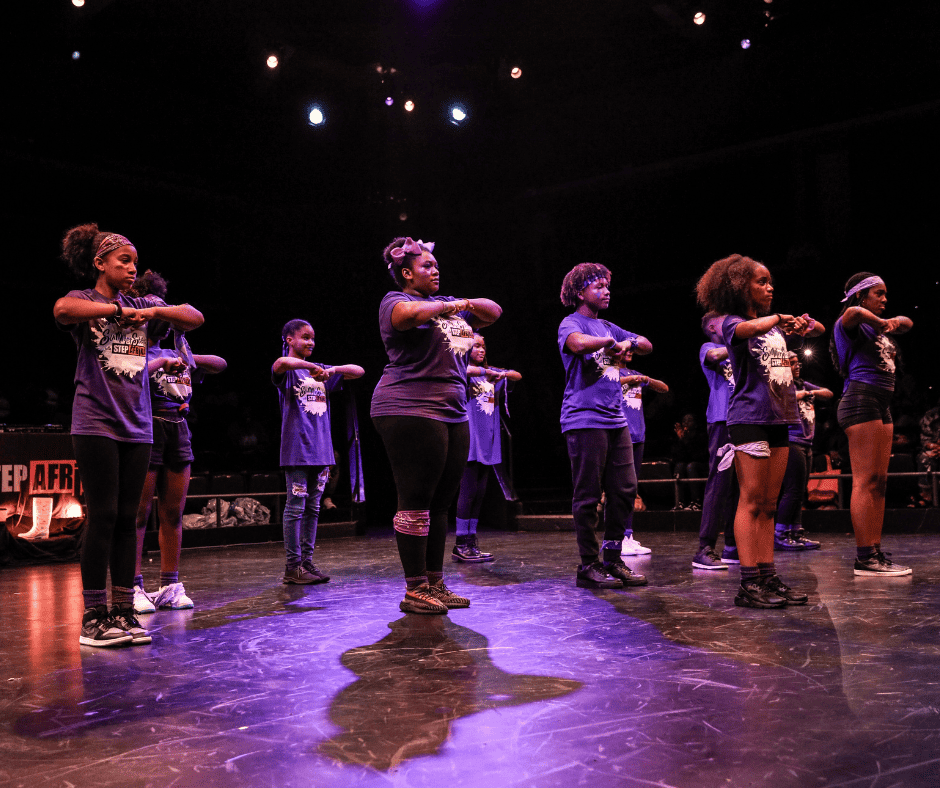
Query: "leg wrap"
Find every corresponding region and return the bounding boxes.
[393,510,430,537]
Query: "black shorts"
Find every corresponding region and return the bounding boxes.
[150,416,194,468]
[837,380,893,429]
[727,423,790,449]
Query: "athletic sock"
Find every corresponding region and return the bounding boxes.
[83,589,108,609]
[160,571,179,586]
[740,565,759,583]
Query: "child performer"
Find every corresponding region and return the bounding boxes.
[558,263,649,590]
[453,333,522,562]
[831,272,913,576]
[695,254,822,608]
[130,270,227,614]
[618,350,668,556]
[55,224,204,646]
[273,319,364,584]
[693,313,738,570]
[774,351,833,551]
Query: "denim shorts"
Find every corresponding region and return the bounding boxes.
[837,380,893,429]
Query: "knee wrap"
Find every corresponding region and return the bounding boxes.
[393,510,430,537]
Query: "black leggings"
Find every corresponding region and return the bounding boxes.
[73,435,152,591]
[373,416,470,577]
[457,461,490,520]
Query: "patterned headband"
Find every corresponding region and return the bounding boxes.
[579,273,607,291]
[388,237,435,269]
[841,275,884,303]
[95,233,134,259]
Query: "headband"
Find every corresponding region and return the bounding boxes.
[388,237,435,269]
[95,233,133,259]
[841,276,884,303]
[579,274,606,291]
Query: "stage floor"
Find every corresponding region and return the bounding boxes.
[2,531,939,788]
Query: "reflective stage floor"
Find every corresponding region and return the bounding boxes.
[2,531,940,788]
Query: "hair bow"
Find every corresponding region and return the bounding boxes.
[389,237,434,261]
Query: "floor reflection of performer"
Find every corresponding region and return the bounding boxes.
[319,616,582,771]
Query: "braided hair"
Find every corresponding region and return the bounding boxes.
[281,318,312,355]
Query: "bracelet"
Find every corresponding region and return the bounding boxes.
[109,302,123,323]
[773,313,782,325]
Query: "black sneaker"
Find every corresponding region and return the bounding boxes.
[301,560,330,583]
[108,603,152,645]
[400,583,449,614]
[426,581,471,608]
[854,551,912,577]
[467,534,494,562]
[721,546,740,563]
[79,605,134,648]
[793,529,821,549]
[773,530,805,551]
[734,579,787,609]
[762,574,808,605]
[576,561,623,589]
[692,546,729,571]
[602,559,648,587]
[452,537,487,563]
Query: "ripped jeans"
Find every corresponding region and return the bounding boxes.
[283,466,329,566]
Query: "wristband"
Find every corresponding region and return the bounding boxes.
[110,302,123,323]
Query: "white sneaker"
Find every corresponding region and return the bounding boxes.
[621,537,652,556]
[133,585,156,615]
[153,582,194,610]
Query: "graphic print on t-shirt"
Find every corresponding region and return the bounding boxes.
[591,338,621,382]
[433,314,474,356]
[621,382,643,410]
[721,359,736,390]
[753,331,793,387]
[875,334,897,374]
[471,379,497,416]
[797,396,815,428]
[293,375,328,416]
[90,319,147,378]
[154,365,193,402]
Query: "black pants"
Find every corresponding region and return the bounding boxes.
[565,427,637,564]
[699,421,738,550]
[777,443,811,526]
[457,461,489,520]
[73,435,152,591]
[373,415,470,576]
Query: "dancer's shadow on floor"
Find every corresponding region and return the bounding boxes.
[318,614,582,771]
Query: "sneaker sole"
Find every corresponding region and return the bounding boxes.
[576,578,623,589]
[621,549,652,556]
[79,633,134,647]
[451,554,490,563]
[692,561,729,570]
[129,633,153,645]
[134,604,157,615]
[854,567,913,576]
[282,577,318,584]
[158,602,195,609]
[399,601,448,614]
[733,595,786,609]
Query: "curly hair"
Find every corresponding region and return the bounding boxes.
[128,269,168,300]
[281,318,312,355]
[695,254,765,317]
[383,237,432,289]
[829,271,879,374]
[559,263,611,308]
[60,223,114,282]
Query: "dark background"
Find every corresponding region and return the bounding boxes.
[4,1,939,518]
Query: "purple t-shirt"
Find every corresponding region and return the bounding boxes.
[700,342,735,424]
[834,319,896,392]
[148,340,199,418]
[558,312,637,432]
[620,368,647,443]
[274,365,344,467]
[58,289,162,443]
[721,315,798,427]
[467,374,507,465]
[789,380,822,446]
[370,292,475,423]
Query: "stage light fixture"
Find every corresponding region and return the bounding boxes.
[510,66,522,79]
[693,12,705,25]
[72,51,80,60]
[385,96,394,106]
[399,212,408,221]
[308,106,325,126]
[450,105,467,125]
[404,100,415,112]
[266,54,279,70]
[72,0,85,7]
[740,39,751,49]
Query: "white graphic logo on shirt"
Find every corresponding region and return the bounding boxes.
[621,382,643,410]
[754,331,793,387]
[293,375,327,416]
[91,320,147,378]
[433,314,474,356]
[472,379,497,415]
[154,366,192,401]
[798,396,815,427]
[591,337,621,382]
[875,335,896,374]
[721,360,736,390]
